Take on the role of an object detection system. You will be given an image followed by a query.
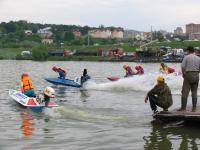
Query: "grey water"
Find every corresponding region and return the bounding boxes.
[0,60,200,150]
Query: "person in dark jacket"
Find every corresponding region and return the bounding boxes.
[81,69,91,86]
[36,86,55,107]
[179,46,200,112]
[144,75,173,114]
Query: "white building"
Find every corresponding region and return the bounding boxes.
[89,29,111,39]
[38,27,53,44]
[42,39,53,44]
[89,28,124,39]
[111,29,123,39]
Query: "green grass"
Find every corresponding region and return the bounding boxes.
[151,41,200,49]
[1,40,200,61]
[64,44,138,52]
[0,48,26,59]
[47,56,111,61]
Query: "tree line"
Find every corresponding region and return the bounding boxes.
[0,20,119,48]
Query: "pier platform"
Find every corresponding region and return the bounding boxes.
[154,106,200,123]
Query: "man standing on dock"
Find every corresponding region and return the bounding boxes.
[179,46,200,112]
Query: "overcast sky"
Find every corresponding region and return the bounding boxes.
[0,0,200,32]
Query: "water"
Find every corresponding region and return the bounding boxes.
[0,60,200,150]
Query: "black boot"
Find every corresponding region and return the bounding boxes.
[178,97,187,111]
[192,98,197,112]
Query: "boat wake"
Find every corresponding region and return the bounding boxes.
[43,105,133,123]
[83,72,192,95]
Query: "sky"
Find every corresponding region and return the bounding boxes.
[0,0,200,32]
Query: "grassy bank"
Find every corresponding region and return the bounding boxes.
[1,40,200,61]
[63,44,138,52]
[47,56,112,61]
[151,40,200,49]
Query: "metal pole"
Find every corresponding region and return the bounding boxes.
[88,31,90,46]
[151,26,153,41]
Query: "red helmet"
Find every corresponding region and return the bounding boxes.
[52,66,58,71]
[123,64,130,69]
[22,73,29,77]
[135,66,140,70]
[21,73,29,78]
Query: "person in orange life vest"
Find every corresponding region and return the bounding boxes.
[160,63,175,74]
[21,73,35,97]
[52,66,67,79]
[135,65,144,75]
[123,64,135,77]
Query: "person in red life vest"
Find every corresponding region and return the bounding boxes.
[160,63,175,74]
[123,64,135,77]
[21,73,36,97]
[135,65,144,75]
[52,66,67,79]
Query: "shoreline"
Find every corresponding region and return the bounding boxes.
[0,57,182,63]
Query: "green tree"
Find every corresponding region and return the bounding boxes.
[152,31,164,41]
[32,45,49,61]
[64,31,75,42]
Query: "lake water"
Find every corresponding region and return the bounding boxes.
[0,60,200,150]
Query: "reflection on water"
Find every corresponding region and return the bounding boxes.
[20,112,35,138]
[80,89,90,102]
[144,122,200,150]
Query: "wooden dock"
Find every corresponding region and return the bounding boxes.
[154,106,200,123]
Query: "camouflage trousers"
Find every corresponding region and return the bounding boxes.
[182,72,199,100]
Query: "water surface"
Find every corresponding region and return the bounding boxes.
[0,60,200,150]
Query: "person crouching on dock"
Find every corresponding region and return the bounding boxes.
[144,75,173,114]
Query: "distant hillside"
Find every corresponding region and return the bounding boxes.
[0,20,124,48]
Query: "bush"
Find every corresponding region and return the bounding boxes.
[32,45,49,61]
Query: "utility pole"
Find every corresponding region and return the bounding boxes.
[151,26,153,41]
[87,31,90,46]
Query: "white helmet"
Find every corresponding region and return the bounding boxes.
[44,86,55,98]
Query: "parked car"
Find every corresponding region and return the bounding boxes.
[160,54,183,62]
[21,51,32,56]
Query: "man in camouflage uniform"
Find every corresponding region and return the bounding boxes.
[145,75,173,114]
[179,46,200,112]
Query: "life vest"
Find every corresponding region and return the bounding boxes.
[126,66,135,76]
[136,66,144,74]
[58,68,67,74]
[160,64,168,73]
[168,67,175,74]
[21,76,34,92]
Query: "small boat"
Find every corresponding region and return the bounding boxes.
[9,90,58,112]
[107,76,121,81]
[107,75,135,81]
[45,77,81,88]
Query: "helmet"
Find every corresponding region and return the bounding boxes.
[44,86,55,98]
[157,75,165,82]
[52,66,58,71]
[135,65,140,70]
[21,73,29,78]
[161,62,166,67]
[123,64,129,69]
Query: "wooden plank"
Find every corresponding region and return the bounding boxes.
[153,106,200,123]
